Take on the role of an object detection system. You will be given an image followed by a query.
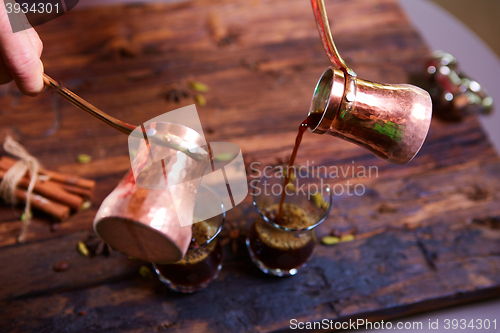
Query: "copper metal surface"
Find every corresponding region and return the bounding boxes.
[43,74,137,135]
[44,74,208,162]
[310,0,356,77]
[309,68,432,164]
[309,0,433,165]
[94,122,210,264]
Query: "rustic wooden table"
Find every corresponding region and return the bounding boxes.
[1,0,500,331]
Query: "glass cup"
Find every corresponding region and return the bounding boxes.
[153,186,225,293]
[247,165,332,276]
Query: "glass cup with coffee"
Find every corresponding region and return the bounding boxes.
[153,186,225,293]
[247,165,332,276]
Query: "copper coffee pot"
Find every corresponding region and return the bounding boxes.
[308,0,432,164]
[42,76,212,263]
[93,122,211,264]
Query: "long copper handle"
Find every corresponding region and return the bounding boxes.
[43,74,137,135]
[43,74,209,161]
[310,0,356,77]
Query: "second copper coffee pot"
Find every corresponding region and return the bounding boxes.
[308,0,432,164]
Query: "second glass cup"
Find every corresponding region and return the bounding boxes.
[247,165,332,276]
[153,186,225,293]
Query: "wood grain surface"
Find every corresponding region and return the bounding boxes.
[1,0,499,332]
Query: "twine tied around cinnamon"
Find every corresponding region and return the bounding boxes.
[0,136,40,242]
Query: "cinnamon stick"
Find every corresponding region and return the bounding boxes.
[14,188,70,220]
[60,184,94,200]
[0,169,83,211]
[0,156,96,190]
[42,169,96,191]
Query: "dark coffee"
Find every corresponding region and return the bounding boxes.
[248,203,315,271]
[276,110,323,222]
[155,221,222,288]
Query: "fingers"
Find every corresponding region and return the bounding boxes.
[3,34,44,96]
[0,2,44,96]
[26,27,43,57]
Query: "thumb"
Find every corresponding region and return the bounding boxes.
[0,1,44,96]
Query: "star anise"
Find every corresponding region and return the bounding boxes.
[163,84,190,103]
[84,234,113,257]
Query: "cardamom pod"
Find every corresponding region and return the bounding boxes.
[321,236,340,245]
[340,234,355,242]
[77,154,92,164]
[77,241,89,257]
[189,81,209,92]
[139,265,152,279]
[194,94,207,107]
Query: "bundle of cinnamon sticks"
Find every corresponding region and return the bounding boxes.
[0,156,96,220]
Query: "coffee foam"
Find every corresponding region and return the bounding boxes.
[177,221,217,265]
[256,203,314,250]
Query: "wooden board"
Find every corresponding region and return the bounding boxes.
[1,0,500,331]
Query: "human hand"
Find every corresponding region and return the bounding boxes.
[0,0,44,96]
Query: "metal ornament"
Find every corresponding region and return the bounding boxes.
[426,51,493,121]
